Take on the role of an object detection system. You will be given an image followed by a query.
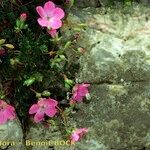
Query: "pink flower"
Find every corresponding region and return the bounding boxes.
[36,1,65,30]
[70,128,89,143]
[0,100,16,124]
[47,28,57,38]
[29,98,58,123]
[72,83,90,102]
[20,13,27,21]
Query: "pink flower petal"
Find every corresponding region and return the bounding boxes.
[38,98,58,107]
[76,128,89,134]
[45,107,57,117]
[6,105,15,112]
[46,98,58,106]
[47,29,57,38]
[72,84,90,102]
[3,109,15,120]
[72,94,83,102]
[34,111,44,123]
[71,133,80,142]
[0,100,6,105]
[48,18,62,29]
[0,112,7,124]
[37,18,48,27]
[52,8,65,19]
[83,84,90,88]
[70,128,89,142]
[72,84,79,92]
[44,1,55,17]
[38,98,46,105]
[36,6,47,18]
[29,104,39,114]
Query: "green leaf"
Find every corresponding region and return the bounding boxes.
[65,82,71,89]
[42,90,51,97]
[63,41,71,50]
[34,73,43,82]
[16,19,20,27]
[23,24,28,29]
[65,79,74,86]
[56,58,62,63]
[59,55,66,61]
[36,92,42,98]
[23,77,36,86]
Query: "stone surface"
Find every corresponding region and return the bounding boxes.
[25,122,75,150]
[60,4,150,150]
[75,0,101,7]
[62,6,150,84]
[75,0,150,7]
[69,82,150,150]
[1,2,150,150]
[0,119,26,150]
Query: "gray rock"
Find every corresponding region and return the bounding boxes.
[61,5,150,150]
[69,82,150,150]
[25,122,75,150]
[62,6,150,84]
[0,119,26,150]
[75,0,150,7]
[75,0,101,8]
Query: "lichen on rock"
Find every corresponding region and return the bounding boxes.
[60,4,150,150]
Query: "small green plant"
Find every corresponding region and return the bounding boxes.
[0,0,90,143]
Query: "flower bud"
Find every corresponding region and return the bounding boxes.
[0,47,6,56]
[47,29,57,38]
[0,39,6,45]
[4,44,14,49]
[69,99,76,106]
[42,90,51,97]
[20,13,27,21]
